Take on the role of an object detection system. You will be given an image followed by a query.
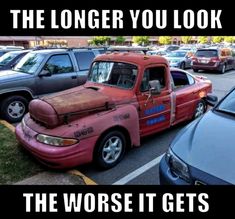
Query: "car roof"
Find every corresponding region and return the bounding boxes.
[7,50,31,55]
[94,52,168,66]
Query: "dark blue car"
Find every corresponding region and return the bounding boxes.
[160,87,235,185]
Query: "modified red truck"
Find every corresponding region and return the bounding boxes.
[16,53,212,169]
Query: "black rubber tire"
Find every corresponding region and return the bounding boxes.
[193,69,199,72]
[180,62,185,70]
[0,96,29,123]
[193,99,206,119]
[219,64,226,74]
[95,130,126,169]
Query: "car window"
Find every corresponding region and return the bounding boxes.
[75,51,95,71]
[45,54,74,74]
[88,61,138,89]
[140,67,166,92]
[217,89,235,114]
[171,70,193,89]
[195,50,218,57]
[13,52,46,74]
[0,52,18,66]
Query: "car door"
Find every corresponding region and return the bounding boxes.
[137,65,171,137]
[170,69,198,124]
[35,53,78,95]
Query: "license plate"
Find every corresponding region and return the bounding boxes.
[200,60,208,64]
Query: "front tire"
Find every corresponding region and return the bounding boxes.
[193,100,206,119]
[95,131,126,169]
[180,62,185,70]
[193,69,199,72]
[0,96,29,123]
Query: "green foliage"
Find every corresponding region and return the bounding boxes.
[158,36,172,45]
[211,36,224,43]
[197,36,208,44]
[223,36,235,43]
[90,36,111,45]
[115,36,126,44]
[181,36,192,44]
[132,36,150,45]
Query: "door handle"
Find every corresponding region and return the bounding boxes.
[71,75,77,79]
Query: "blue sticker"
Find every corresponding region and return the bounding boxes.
[144,105,165,116]
[146,115,166,126]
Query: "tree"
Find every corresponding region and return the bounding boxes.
[115,36,126,45]
[212,36,224,43]
[224,36,235,43]
[132,36,150,46]
[181,36,192,44]
[197,36,208,44]
[90,36,111,46]
[158,36,172,45]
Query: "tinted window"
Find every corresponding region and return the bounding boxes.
[75,51,95,71]
[195,50,218,57]
[45,54,73,74]
[141,67,166,92]
[171,71,192,89]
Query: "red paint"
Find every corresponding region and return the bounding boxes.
[16,53,212,168]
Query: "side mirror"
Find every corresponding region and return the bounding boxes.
[39,69,52,77]
[206,94,218,107]
[149,80,161,95]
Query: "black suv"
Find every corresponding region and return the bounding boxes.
[0,48,101,122]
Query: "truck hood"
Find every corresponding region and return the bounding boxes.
[29,87,115,128]
[0,70,31,82]
[171,111,235,184]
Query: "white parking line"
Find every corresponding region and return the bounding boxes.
[112,154,164,185]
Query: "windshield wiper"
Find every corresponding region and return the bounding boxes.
[215,108,235,116]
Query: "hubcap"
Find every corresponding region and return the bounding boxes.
[7,101,25,119]
[102,136,122,164]
[222,65,225,73]
[195,102,204,118]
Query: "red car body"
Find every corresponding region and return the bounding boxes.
[15,53,212,169]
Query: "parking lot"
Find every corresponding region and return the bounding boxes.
[77,69,235,185]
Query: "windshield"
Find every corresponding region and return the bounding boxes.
[13,53,45,74]
[0,52,19,66]
[216,89,235,116]
[196,50,218,58]
[166,51,186,57]
[88,61,138,89]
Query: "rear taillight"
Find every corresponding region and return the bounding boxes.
[211,57,220,62]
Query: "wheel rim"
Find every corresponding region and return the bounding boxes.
[7,101,25,119]
[195,102,204,118]
[102,136,123,164]
[222,65,225,73]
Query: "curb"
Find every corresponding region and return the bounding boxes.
[0,120,15,132]
[68,170,97,185]
[0,119,97,185]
